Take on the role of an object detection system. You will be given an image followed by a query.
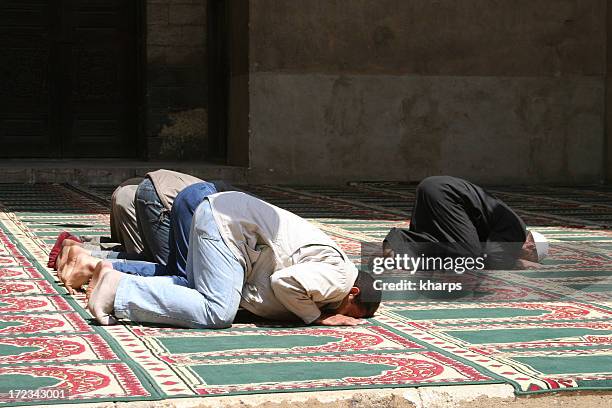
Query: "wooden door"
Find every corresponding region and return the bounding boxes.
[0,0,138,158]
[0,1,60,157]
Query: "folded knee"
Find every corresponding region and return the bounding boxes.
[196,303,236,329]
[200,312,233,329]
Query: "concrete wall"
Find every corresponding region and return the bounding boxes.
[146,0,208,160]
[247,0,607,184]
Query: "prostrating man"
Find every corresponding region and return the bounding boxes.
[58,181,231,294]
[86,191,382,328]
[51,170,202,268]
[54,170,233,293]
[47,177,144,269]
[383,176,549,270]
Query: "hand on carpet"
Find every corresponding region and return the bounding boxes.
[314,313,365,326]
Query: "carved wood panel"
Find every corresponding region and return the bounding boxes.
[0,0,137,158]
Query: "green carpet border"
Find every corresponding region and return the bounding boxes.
[0,218,163,406]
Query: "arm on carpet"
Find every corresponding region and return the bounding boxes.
[270,262,351,325]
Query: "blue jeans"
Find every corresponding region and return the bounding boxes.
[94,182,219,275]
[166,182,218,277]
[113,200,244,328]
[110,182,218,278]
[135,178,171,265]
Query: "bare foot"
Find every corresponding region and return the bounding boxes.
[56,246,72,276]
[57,245,91,278]
[61,253,100,294]
[86,261,112,300]
[47,232,81,269]
[87,261,122,325]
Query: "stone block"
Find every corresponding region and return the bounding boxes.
[148,25,182,46]
[180,25,206,47]
[147,3,168,25]
[165,46,206,65]
[170,3,206,25]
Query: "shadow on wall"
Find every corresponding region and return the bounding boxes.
[158,108,209,161]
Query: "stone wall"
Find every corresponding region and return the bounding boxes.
[247,0,607,184]
[146,0,208,160]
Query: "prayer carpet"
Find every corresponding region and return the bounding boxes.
[0,182,609,406]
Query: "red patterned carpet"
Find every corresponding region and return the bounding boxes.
[0,182,609,406]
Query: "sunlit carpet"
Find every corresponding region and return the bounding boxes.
[0,182,610,405]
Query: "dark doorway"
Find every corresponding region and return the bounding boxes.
[207,0,249,166]
[207,0,229,161]
[0,0,139,158]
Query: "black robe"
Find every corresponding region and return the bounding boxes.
[384,176,527,269]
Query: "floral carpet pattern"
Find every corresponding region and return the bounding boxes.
[0,182,609,405]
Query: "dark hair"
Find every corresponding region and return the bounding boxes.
[353,270,382,317]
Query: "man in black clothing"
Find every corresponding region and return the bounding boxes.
[384,176,548,270]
